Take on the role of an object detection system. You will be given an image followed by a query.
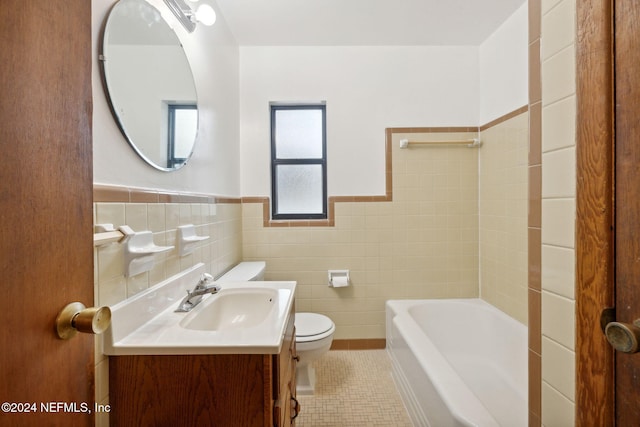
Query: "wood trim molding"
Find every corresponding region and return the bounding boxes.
[242,128,395,227]
[528,0,542,424]
[479,105,529,131]
[330,339,386,351]
[93,184,242,204]
[94,108,527,220]
[244,108,527,227]
[575,0,615,424]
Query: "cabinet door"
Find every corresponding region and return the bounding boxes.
[290,338,299,425]
[274,315,296,426]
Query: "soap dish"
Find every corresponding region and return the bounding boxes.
[177,224,210,256]
[123,229,174,277]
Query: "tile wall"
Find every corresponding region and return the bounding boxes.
[92,186,243,427]
[539,0,577,424]
[243,121,529,341]
[479,111,530,324]
[243,130,480,340]
[528,0,543,423]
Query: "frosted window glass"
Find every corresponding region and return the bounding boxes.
[275,165,323,214]
[275,109,323,159]
[173,108,197,158]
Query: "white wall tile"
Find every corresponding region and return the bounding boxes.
[542,95,575,152]
[542,337,576,401]
[542,290,575,350]
[541,245,575,299]
[541,199,575,248]
[541,0,565,15]
[542,45,576,106]
[541,0,576,60]
[542,382,576,426]
[542,147,575,198]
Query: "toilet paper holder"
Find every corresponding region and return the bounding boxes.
[328,270,350,287]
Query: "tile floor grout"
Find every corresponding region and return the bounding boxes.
[296,350,413,427]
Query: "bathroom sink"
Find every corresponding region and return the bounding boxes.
[102,263,296,355]
[179,288,279,331]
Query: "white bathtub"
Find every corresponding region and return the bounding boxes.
[386,299,527,427]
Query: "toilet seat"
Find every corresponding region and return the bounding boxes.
[295,313,335,343]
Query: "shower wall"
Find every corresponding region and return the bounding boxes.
[479,111,530,324]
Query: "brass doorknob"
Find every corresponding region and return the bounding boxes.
[56,302,111,340]
[604,319,640,353]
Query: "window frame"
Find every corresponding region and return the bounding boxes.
[167,103,197,169]
[270,103,327,220]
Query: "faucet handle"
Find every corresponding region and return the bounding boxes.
[196,273,214,288]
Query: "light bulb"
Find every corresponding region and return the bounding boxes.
[195,4,216,26]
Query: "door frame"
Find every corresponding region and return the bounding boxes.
[575,0,615,424]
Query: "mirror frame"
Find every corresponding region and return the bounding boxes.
[98,0,199,172]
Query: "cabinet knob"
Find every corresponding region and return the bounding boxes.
[56,302,111,340]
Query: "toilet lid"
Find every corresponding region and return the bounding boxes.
[295,313,334,337]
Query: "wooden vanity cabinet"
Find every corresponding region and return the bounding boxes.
[273,310,298,427]
[108,309,297,427]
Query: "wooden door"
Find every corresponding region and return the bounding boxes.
[614,0,640,423]
[0,1,94,426]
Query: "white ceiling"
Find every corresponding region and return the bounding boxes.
[214,0,527,46]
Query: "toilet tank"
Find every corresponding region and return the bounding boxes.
[217,261,265,281]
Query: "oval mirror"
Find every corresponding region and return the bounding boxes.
[100,0,198,171]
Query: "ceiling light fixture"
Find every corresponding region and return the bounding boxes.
[163,0,216,33]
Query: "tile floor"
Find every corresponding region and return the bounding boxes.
[296,350,413,427]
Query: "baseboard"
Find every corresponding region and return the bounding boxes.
[330,339,386,350]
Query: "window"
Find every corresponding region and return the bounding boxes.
[167,104,197,168]
[271,103,327,220]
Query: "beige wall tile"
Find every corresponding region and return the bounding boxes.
[243,122,530,337]
[124,203,148,232]
[95,203,125,226]
[147,204,166,232]
[479,113,529,323]
[97,276,127,307]
[94,201,242,305]
[244,131,483,339]
[96,243,124,283]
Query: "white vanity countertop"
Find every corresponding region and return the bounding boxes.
[102,263,296,355]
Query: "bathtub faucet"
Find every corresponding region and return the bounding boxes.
[175,273,221,312]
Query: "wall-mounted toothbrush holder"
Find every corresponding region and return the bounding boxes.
[328,270,351,288]
[177,224,210,256]
[122,226,174,277]
[94,223,127,247]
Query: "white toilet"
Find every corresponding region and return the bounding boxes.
[294,312,335,395]
[217,261,335,396]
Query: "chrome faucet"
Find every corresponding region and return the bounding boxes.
[175,273,221,312]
